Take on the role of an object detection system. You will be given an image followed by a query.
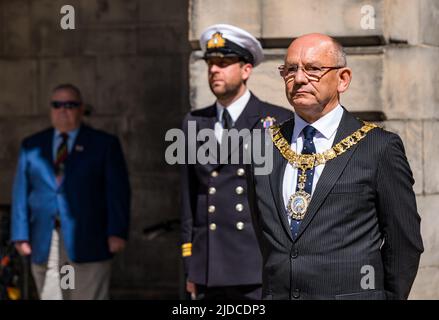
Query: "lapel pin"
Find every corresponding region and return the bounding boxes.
[75,145,84,152]
[261,116,276,129]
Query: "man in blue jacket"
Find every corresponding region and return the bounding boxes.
[10,84,130,299]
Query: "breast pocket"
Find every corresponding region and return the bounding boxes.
[326,183,371,217]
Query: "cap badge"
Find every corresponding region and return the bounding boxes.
[261,116,276,129]
[207,32,226,49]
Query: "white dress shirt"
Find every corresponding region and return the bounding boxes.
[282,104,344,223]
[215,89,251,143]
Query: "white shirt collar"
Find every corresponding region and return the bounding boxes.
[292,104,344,141]
[216,89,251,124]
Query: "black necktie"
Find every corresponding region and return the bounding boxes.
[221,108,233,147]
[222,108,233,130]
[290,125,317,238]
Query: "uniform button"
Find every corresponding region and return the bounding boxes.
[236,222,244,230]
[291,248,298,259]
[235,204,244,212]
[236,168,245,176]
[208,187,216,195]
[211,171,218,178]
[208,205,216,213]
[209,223,217,231]
[293,289,300,299]
[235,186,244,195]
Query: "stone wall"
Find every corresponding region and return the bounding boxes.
[0,0,190,298]
[188,0,439,299]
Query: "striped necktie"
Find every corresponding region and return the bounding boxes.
[54,133,69,185]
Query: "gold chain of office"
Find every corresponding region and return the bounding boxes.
[269,121,378,220]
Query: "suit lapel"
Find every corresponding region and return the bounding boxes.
[295,109,363,241]
[41,128,54,168]
[269,118,295,241]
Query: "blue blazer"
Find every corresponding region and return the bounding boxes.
[10,125,131,264]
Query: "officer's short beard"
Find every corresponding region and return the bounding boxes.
[210,81,243,103]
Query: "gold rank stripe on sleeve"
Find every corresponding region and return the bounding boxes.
[181,243,192,257]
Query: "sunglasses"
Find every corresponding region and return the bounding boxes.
[51,101,82,109]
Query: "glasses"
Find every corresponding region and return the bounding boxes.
[51,101,82,109]
[278,64,344,82]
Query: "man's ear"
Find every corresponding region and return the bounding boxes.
[241,63,253,82]
[337,67,352,93]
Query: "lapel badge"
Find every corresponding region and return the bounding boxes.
[75,145,84,152]
[261,116,276,129]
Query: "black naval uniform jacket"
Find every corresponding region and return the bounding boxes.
[180,93,292,287]
[247,108,424,300]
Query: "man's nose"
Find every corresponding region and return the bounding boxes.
[208,63,221,73]
[57,107,68,114]
[294,67,308,85]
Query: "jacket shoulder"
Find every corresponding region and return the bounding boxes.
[344,110,399,143]
[21,128,53,148]
[365,123,404,150]
[342,111,404,154]
[255,99,293,123]
[80,125,120,145]
[184,104,216,120]
[260,101,292,115]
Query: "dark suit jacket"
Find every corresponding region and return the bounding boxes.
[247,108,424,300]
[181,93,292,286]
[11,124,131,263]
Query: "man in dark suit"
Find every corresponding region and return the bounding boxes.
[11,84,130,299]
[247,33,424,300]
[180,24,292,300]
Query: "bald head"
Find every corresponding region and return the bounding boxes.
[287,33,346,67]
[282,33,352,123]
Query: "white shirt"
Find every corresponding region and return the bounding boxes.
[215,89,251,143]
[282,104,344,223]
